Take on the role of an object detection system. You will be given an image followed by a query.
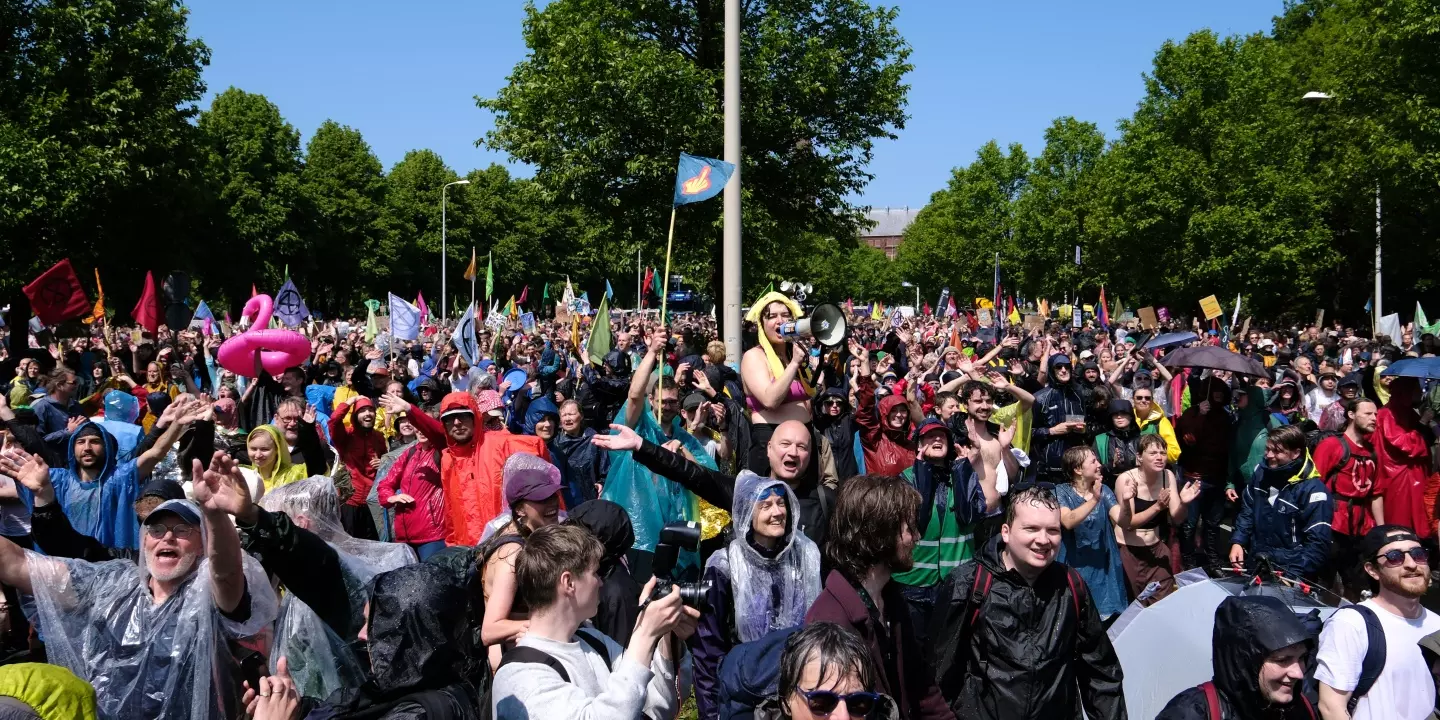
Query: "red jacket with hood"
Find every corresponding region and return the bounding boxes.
[855,376,916,477]
[434,391,551,545]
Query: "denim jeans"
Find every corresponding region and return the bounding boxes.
[410,540,447,562]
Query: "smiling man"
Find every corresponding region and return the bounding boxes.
[929,483,1126,720]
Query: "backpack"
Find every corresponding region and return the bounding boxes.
[1338,604,1387,714]
[1198,680,1316,720]
[716,625,802,720]
[958,562,1088,653]
[497,628,613,682]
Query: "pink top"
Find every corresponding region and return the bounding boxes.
[746,379,810,413]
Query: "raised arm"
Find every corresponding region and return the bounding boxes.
[381,393,447,446]
[624,326,667,429]
[137,396,203,477]
[191,451,251,614]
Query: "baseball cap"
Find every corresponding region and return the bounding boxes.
[145,498,202,528]
[682,393,706,413]
[502,453,563,505]
[140,479,186,504]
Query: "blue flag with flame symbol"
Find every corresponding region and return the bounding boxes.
[673,153,735,206]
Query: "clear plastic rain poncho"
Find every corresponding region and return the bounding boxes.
[24,500,278,720]
[269,592,367,702]
[258,476,416,623]
[707,471,822,643]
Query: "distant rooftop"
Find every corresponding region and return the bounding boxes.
[861,206,923,237]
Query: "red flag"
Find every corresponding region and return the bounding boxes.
[23,259,91,326]
[641,268,654,308]
[946,297,957,318]
[132,271,159,335]
[922,302,931,316]
[518,285,529,305]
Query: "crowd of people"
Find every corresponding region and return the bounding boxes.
[0,294,1435,720]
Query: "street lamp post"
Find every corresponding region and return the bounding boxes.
[1302,91,1381,330]
[901,281,919,311]
[441,179,471,324]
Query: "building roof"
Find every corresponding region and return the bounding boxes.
[861,206,923,237]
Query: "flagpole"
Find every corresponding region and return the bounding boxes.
[657,206,677,421]
[636,248,642,312]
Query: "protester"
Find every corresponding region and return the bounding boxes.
[244,424,310,492]
[1314,398,1381,600]
[432,390,550,546]
[565,499,641,646]
[372,393,448,560]
[805,473,953,720]
[854,341,918,477]
[480,453,566,670]
[489,523,697,719]
[692,471,822,717]
[1229,425,1333,581]
[754,622,898,720]
[742,293,817,474]
[1094,398,1141,485]
[1032,353,1088,484]
[1056,446,1129,618]
[1371,377,1433,543]
[1316,525,1440,720]
[1115,434,1199,602]
[1156,595,1317,720]
[1174,377,1235,567]
[30,367,83,453]
[548,399,607,508]
[1131,385,1181,464]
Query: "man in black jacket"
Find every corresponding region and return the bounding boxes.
[1031,354,1088,483]
[566,499,641,646]
[929,484,1126,720]
[592,419,835,549]
[1156,595,1315,720]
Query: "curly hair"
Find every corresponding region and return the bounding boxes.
[824,474,920,581]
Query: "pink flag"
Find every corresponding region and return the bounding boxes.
[417,291,430,325]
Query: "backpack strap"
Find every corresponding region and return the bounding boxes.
[575,628,613,667]
[1347,604,1387,713]
[1064,566,1087,621]
[499,646,570,683]
[1199,681,1221,720]
[1300,693,1318,720]
[968,564,993,629]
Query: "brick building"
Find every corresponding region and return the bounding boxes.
[861,206,922,259]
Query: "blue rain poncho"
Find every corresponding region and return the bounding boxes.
[48,421,143,551]
[601,398,711,553]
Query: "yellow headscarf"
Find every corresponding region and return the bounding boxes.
[745,292,813,395]
[244,424,309,492]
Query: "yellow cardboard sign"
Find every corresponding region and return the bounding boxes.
[1199,295,1223,321]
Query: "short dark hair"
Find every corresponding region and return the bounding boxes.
[282,366,306,381]
[824,475,920,581]
[1267,425,1307,454]
[779,623,876,703]
[933,391,960,408]
[1061,446,1095,481]
[1137,433,1169,457]
[276,396,306,415]
[515,523,603,611]
[1004,484,1060,525]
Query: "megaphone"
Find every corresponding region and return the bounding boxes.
[779,303,848,347]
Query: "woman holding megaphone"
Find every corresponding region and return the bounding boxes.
[741,292,816,475]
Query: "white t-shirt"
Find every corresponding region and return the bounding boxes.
[1316,599,1440,720]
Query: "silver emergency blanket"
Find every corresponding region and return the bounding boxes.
[25,514,278,720]
[707,471,821,643]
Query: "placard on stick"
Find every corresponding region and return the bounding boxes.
[1023,314,1046,333]
[1199,295,1223,321]
[1137,307,1159,330]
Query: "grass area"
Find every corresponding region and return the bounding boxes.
[678,693,697,720]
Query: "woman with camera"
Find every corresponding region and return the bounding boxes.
[742,292,816,475]
[690,471,823,718]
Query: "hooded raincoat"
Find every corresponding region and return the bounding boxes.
[524,397,603,509]
[600,397,707,553]
[0,663,98,720]
[24,504,279,720]
[692,473,822,718]
[1156,595,1317,720]
[1373,379,1434,539]
[47,421,142,551]
[1230,454,1332,580]
[1031,355,1089,478]
[854,376,915,477]
[245,424,309,493]
[567,500,640,646]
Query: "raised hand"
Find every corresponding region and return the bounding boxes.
[1179,479,1202,504]
[379,392,410,417]
[192,451,255,522]
[0,450,52,502]
[591,423,643,452]
[65,415,86,433]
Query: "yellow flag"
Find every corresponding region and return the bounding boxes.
[506,296,518,318]
[871,301,884,320]
[462,247,477,282]
[1039,298,1051,318]
[84,269,105,324]
[1008,306,1021,325]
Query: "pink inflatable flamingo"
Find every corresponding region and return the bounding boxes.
[216,294,312,378]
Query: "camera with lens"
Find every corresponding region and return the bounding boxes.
[649,522,711,610]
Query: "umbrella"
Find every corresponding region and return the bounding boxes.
[1381,357,1440,380]
[1144,331,1199,350]
[1160,345,1268,377]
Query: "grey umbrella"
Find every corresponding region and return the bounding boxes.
[1160,345,1269,377]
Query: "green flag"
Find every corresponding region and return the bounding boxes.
[587,294,613,365]
[485,253,494,301]
[365,305,378,342]
[1418,302,1440,335]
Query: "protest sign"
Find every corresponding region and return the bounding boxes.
[1199,295,1222,321]
[1138,307,1158,330]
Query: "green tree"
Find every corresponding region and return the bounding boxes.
[379,149,463,305]
[479,0,912,302]
[0,0,210,307]
[1012,118,1106,301]
[301,121,385,312]
[896,141,1029,301]
[196,88,309,305]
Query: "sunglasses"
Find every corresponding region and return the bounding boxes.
[146,522,196,540]
[1375,547,1429,568]
[754,485,785,502]
[796,689,881,717]
[1133,395,1152,401]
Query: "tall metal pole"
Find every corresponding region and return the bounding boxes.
[637,248,642,311]
[1374,183,1382,331]
[442,186,448,324]
[722,0,742,362]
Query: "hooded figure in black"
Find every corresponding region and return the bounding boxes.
[813,387,859,481]
[566,500,640,647]
[308,562,482,720]
[1031,353,1088,481]
[575,350,632,431]
[1156,595,1318,720]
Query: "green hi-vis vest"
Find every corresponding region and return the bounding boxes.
[893,466,976,588]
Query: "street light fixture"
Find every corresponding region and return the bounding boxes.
[901,281,919,311]
[441,179,471,323]
[1301,90,1381,330]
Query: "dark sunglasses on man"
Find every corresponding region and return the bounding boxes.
[1375,546,1429,568]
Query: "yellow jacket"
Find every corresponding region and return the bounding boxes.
[1135,405,1182,464]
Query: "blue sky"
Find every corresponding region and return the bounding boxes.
[186,1,1282,209]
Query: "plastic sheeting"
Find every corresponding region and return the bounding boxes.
[1109,569,1339,719]
[26,546,278,719]
[268,593,366,702]
[708,472,821,643]
[600,398,707,553]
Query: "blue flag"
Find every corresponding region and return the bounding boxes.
[389,292,421,341]
[451,302,480,366]
[605,279,614,300]
[1363,297,1374,314]
[274,278,310,327]
[673,153,736,206]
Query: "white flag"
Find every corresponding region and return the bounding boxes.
[389,292,421,341]
[452,303,480,365]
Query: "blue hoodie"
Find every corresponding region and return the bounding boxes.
[48,421,143,550]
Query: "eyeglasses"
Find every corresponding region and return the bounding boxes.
[146,522,196,540]
[796,689,881,717]
[1375,547,1429,568]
